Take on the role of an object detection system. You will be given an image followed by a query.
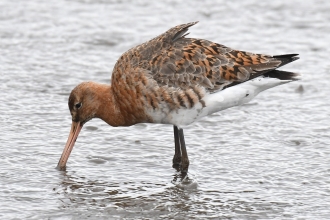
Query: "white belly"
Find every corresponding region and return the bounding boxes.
[146,76,292,126]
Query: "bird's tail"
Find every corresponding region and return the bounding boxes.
[264,70,301,81]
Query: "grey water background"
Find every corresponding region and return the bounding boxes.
[1,0,329,219]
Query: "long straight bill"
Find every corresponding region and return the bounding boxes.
[56,121,83,170]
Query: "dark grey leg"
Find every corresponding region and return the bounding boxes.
[178,128,189,174]
[172,125,181,169]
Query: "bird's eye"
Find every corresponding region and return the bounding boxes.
[75,102,82,109]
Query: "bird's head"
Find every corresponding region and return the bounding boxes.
[57,82,101,170]
[68,82,100,124]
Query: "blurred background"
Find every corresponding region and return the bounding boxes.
[1,0,329,219]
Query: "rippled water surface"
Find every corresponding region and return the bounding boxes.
[1,0,330,219]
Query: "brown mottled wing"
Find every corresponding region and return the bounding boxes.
[113,22,297,92]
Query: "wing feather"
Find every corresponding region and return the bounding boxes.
[112,22,299,93]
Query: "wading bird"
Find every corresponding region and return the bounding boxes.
[57,22,299,174]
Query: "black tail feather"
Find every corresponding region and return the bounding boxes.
[264,70,300,81]
[224,53,300,89]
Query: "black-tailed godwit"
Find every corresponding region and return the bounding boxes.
[57,22,300,174]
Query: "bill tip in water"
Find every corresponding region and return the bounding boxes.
[56,164,67,171]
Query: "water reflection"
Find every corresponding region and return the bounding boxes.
[56,171,200,218]
[171,171,199,190]
[55,170,292,218]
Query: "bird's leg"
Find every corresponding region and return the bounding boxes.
[172,125,182,170]
[178,128,189,174]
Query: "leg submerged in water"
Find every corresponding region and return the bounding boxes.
[172,125,190,174]
[172,125,181,169]
[178,128,189,174]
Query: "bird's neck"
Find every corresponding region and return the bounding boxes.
[92,83,126,127]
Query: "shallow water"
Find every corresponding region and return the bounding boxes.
[1,0,330,219]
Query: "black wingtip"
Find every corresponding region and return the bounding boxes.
[273,54,300,68]
[273,54,299,58]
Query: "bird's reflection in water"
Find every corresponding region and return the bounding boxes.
[55,170,200,218]
[55,170,289,218]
